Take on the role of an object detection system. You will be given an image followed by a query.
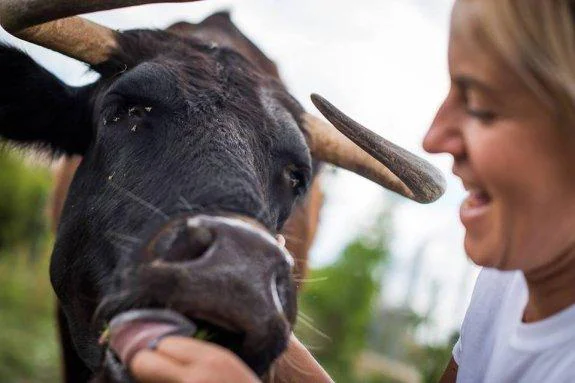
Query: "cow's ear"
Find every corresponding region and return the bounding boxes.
[0,44,93,155]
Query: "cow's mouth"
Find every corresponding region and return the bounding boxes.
[105,309,246,367]
[188,318,246,354]
[97,214,296,379]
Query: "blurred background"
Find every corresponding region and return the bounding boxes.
[0,0,479,381]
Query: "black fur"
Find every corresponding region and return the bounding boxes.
[0,45,93,154]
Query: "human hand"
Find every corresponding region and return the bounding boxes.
[130,336,260,383]
[127,334,334,383]
[271,334,334,383]
[107,308,331,383]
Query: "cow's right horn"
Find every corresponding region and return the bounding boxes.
[0,0,199,65]
[304,94,445,204]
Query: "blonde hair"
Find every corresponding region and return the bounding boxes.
[459,0,575,122]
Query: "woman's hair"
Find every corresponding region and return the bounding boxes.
[460,0,575,122]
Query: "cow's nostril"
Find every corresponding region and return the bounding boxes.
[185,225,214,260]
[152,222,215,263]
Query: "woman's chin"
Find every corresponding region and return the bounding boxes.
[464,235,505,268]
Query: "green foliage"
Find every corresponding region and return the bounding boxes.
[296,218,390,382]
[296,213,458,382]
[0,149,51,254]
[0,149,59,381]
[407,332,459,383]
[0,251,61,382]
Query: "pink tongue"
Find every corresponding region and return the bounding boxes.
[109,321,179,366]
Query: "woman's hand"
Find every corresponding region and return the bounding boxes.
[129,334,334,383]
[271,334,334,383]
[130,336,260,383]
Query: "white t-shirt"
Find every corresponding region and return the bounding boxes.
[453,268,575,383]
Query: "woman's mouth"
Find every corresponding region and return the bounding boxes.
[460,188,492,226]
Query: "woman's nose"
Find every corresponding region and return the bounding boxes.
[423,90,465,158]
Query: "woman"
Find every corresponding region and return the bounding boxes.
[126,0,575,381]
[426,0,575,381]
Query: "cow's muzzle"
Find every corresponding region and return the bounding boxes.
[98,215,297,379]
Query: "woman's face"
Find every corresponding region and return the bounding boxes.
[423,2,575,272]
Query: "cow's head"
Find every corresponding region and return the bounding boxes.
[0,1,445,380]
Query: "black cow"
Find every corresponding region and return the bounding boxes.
[0,1,444,382]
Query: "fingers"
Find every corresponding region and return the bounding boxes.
[129,336,261,383]
[130,349,188,383]
[153,336,235,365]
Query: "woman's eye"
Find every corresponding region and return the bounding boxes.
[463,90,497,123]
[466,108,496,123]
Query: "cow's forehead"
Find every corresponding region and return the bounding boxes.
[166,12,280,79]
[260,88,298,130]
[259,87,309,153]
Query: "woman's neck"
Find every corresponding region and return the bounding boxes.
[523,249,575,323]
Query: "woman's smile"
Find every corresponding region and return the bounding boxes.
[454,166,492,229]
[460,186,491,226]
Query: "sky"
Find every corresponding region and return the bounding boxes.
[0,0,477,343]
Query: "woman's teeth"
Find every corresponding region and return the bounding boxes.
[464,189,491,208]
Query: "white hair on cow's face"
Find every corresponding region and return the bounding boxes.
[270,272,285,316]
[186,215,295,267]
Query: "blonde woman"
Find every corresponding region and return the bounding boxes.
[126,1,575,381]
[425,1,575,382]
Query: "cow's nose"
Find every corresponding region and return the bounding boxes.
[151,219,215,263]
[145,215,296,318]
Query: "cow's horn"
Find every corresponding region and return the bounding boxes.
[0,1,198,65]
[304,94,445,204]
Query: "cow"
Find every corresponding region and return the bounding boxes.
[0,1,445,382]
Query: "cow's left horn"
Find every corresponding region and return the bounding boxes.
[304,94,445,204]
[0,0,199,65]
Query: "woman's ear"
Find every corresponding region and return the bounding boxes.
[0,44,93,155]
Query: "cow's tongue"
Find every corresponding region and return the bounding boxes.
[108,309,196,366]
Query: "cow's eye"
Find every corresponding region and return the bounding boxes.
[283,166,308,197]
